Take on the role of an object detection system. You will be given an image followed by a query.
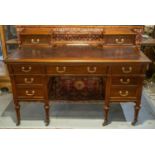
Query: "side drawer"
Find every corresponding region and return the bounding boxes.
[14,75,44,85]
[104,35,135,45]
[20,35,51,45]
[111,64,142,75]
[110,85,137,99]
[12,64,44,74]
[111,76,138,85]
[16,86,44,99]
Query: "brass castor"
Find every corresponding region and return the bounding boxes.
[102,120,109,126]
[16,121,20,126]
[131,120,137,126]
[45,121,50,126]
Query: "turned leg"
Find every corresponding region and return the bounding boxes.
[103,104,110,126]
[132,103,141,126]
[103,75,111,126]
[14,101,21,126]
[44,102,50,126]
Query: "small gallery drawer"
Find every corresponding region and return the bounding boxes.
[12,64,44,74]
[110,86,137,98]
[46,65,107,75]
[111,76,138,85]
[20,35,51,45]
[16,86,44,99]
[104,35,135,45]
[14,75,44,85]
[111,64,142,75]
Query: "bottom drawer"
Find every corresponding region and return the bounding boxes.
[110,85,137,99]
[16,86,44,99]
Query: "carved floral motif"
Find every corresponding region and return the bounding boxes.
[133,28,144,47]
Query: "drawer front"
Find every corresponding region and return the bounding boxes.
[14,75,44,85]
[21,35,51,45]
[16,86,44,99]
[110,86,137,98]
[47,65,107,75]
[104,35,135,45]
[12,64,44,74]
[111,76,138,85]
[111,64,142,75]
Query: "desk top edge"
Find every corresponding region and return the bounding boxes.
[4,46,151,64]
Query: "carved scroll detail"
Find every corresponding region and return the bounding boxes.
[16,27,24,46]
[133,28,144,48]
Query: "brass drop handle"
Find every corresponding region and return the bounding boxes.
[25,90,35,96]
[87,66,97,73]
[122,66,132,73]
[21,66,32,73]
[56,66,66,73]
[31,38,40,44]
[119,90,129,97]
[120,78,130,84]
[24,78,34,84]
[115,38,124,44]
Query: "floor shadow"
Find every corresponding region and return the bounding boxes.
[2,100,126,124]
[137,96,155,125]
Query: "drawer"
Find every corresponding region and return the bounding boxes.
[111,64,142,75]
[46,65,107,75]
[110,86,137,98]
[16,86,44,99]
[14,75,44,85]
[104,35,135,45]
[111,76,138,85]
[12,64,44,74]
[20,35,51,45]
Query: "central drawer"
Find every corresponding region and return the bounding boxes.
[16,86,44,99]
[46,65,107,75]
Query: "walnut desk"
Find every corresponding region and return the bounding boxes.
[4,45,150,126]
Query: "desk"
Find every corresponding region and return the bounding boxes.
[5,45,150,126]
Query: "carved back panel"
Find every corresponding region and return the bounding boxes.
[16,25,144,48]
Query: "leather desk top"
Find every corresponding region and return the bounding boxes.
[5,46,150,63]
